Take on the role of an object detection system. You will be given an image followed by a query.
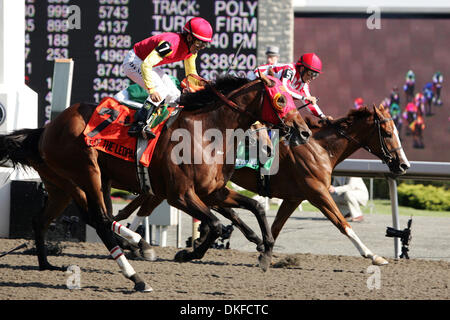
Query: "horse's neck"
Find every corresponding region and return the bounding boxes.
[205,94,260,132]
[317,124,366,169]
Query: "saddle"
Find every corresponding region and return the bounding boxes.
[83,97,182,193]
[235,125,279,198]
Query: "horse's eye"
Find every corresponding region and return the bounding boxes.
[383,131,392,138]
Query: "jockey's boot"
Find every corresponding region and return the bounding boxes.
[128,100,158,139]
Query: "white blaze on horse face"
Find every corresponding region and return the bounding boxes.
[392,124,411,169]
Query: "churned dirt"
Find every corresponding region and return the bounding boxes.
[0,238,449,300]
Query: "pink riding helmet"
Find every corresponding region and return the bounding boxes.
[183,17,213,42]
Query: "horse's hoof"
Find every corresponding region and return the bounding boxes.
[130,274,153,292]
[138,239,158,261]
[372,255,389,266]
[134,282,153,292]
[174,250,191,262]
[256,243,264,253]
[142,249,157,261]
[125,249,142,260]
[258,253,271,272]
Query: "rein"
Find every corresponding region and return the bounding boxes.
[374,113,403,163]
[187,74,292,131]
[184,74,262,122]
[210,79,264,123]
[328,112,402,164]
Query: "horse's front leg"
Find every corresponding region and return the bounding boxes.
[113,194,162,261]
[211,188,274,272]
[212,206,264,252]
[271,199,303,241]
[113,194,147,222]
[169,190,224,263]
[306,183,388,266]
[33,180,72,271]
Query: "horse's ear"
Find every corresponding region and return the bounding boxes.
[258,69,275,87]
[267,67,275,77]
[378,103,385,111]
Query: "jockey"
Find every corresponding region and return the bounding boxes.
[117,17,213,138]
[403,70,415,103]
[249,53,332,121]
[432,71,443,105]
[414,92,425,115]
[354,97,364,110]
[405,70,415,85]
[390,87,400,106]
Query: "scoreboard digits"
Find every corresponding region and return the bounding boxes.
[25,0,258,126]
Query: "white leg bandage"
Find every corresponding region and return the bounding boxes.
[112,221,142,245]
[110,246,136,278]
[129,215,145,232]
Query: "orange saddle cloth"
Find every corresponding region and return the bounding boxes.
[83,97,178,167]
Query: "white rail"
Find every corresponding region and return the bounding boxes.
[333,159,450,258]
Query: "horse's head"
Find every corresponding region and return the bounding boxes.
[258,70,311,146]
[367,104,411,175]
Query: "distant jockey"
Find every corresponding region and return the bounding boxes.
[403,70,415,103]
[354,97,364,110]
[414,92,425,115]
[432,71,443,106]
[423,82,434,115]
[390,87,400,106]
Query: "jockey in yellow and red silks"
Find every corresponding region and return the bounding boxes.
[118,17,213,138]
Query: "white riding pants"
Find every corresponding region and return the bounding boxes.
[115,49,181,107]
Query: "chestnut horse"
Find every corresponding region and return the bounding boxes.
[117,105,410,266]
[0,74,311,292]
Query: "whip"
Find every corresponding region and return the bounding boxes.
[0,242,28,258]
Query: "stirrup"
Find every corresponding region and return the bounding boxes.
[128,122,145,137]
[143,125,156,139]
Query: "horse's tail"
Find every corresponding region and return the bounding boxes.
[0,128,44,168]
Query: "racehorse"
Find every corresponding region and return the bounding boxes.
[117,104,410,266]
[0,74,311,292]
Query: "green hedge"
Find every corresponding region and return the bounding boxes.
[397,183,450,211]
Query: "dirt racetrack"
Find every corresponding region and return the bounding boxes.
[0,238,449,300]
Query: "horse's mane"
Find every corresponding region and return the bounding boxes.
[179,75,252,111]
[306,106,373,131]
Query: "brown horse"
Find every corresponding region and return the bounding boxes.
[0,74,311,291]
[117,104,410,265]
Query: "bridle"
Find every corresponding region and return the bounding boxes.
[186,74,295,136]
[328,110,402,164]
[373,111,403,164]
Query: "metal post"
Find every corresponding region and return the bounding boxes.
[369,178,374,214]
[144,216,150,244]
[192,218,200,247]
[50,58,74,120]
[176,209,182,248]
[387,177,401,258]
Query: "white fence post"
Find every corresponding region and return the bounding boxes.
[387,178,401,258]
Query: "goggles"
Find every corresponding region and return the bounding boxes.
[305,69,319,79]
[192,38,208,49]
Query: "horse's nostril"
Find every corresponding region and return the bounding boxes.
[400,163,410,171]
[301,130,311,139]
